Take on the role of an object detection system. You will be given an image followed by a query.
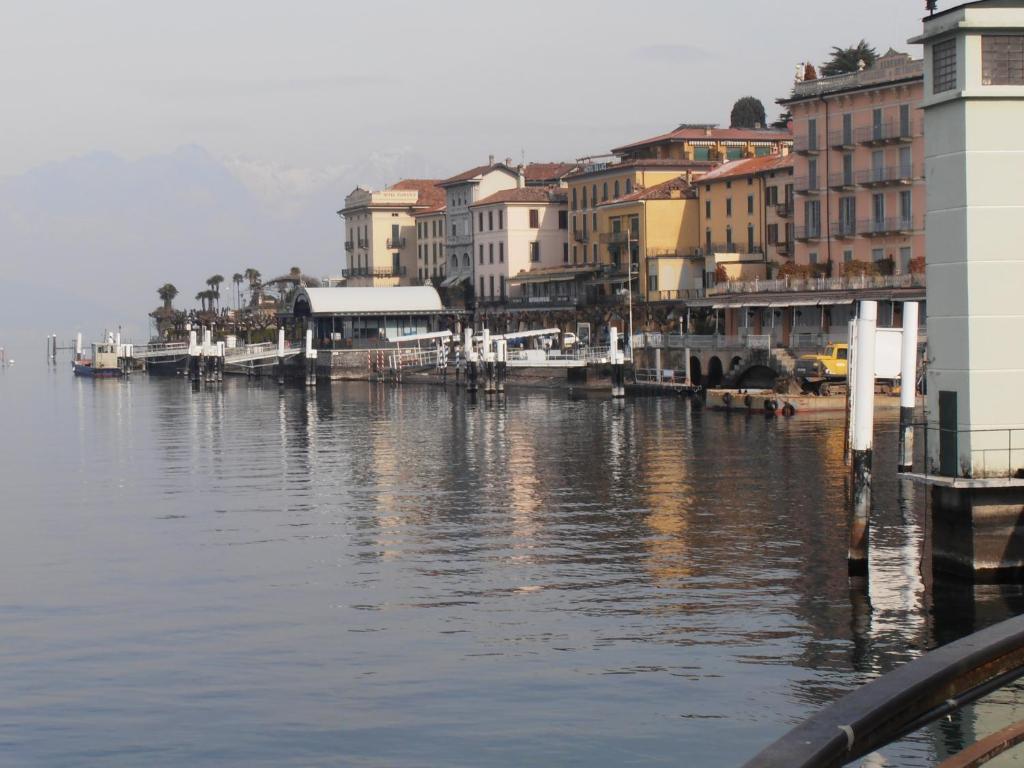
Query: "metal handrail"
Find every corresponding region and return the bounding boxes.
[913,423,1024,480]
[743,613,1024,768]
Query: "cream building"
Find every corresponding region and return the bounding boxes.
[469,187,569,304]
[338,180,445,287]
[413,205,447,282]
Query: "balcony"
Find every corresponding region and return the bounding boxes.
[572,229,586,243]
[357,239,369,249]
[706,272,926,297]
[794,225,822,241]
[793,135,821,155]
[386,237,407,249]
[775,202,793,218]
[857,217,918,237]
[828,172,857,191]
[855,121,917,145]
[341,266,407,279]
[856,165,917,187]
[831,220,858,239]
[776,240,792,256]
[344,240,354,252]
[828,130,857,150]
[599,231,631,245]
[794,175,823,195]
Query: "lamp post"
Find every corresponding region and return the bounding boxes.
[626,229,637,362]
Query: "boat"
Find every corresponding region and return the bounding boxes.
[72,341,124,378]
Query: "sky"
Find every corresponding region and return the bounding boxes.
[2,0,925,179]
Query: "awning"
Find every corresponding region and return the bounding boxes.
[440,273,469,287]
[509,273,580,285]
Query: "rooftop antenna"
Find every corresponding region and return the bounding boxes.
[520,148,525,166]
[926,0,938,16]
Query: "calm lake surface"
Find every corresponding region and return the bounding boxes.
[3,363,1024,767]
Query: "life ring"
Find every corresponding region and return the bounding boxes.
[782,402,796,417]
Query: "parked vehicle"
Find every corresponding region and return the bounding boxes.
[794,330,902,396]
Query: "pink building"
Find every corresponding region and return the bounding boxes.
[783,50,926,275]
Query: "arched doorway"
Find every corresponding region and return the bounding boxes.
[736,365,778,390]
[689,356,702,386]
[708,356,724,388]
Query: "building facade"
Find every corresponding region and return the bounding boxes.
[783,50,926,274]
[469,187,569,304]
[413,205,447,282]
[339,180,445,287]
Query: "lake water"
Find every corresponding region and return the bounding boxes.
[3,362,1024,767]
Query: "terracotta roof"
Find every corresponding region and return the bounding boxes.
[412,203,446,217]
[439,162,518,187]
[567,158,718,179]
[523,162,578,182]
[611,125,793,154]
[390,178,446,208]
[471,187,567,207]
[599,176,697,206]
[695,153,794,184]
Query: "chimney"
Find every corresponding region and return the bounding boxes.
[516,164,525,189]
[488,154,495,165]
[505,157,512,166]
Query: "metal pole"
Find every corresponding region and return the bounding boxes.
[898,302,919,472]
[277,327,285,386]
[849,300,878,577]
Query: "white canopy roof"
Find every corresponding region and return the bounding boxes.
[290,286,444,316]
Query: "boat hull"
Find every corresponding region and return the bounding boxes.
[73,362,122,378]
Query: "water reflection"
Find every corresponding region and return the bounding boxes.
[3,369,1024,766]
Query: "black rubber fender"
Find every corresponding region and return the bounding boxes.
[744,394,753,409]
[782,402,796,417]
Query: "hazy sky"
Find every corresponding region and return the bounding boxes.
[3,0,926,178]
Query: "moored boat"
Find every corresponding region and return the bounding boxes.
[72,341,123,378]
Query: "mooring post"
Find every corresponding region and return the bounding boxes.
[464,327,477,393]
[75,332,82,362]
[305,328,317,387]
[655,348,662,385]
[277,327,285,386]
[848,300,878,577]
[482,329,496,394]
[496,339,507,395]
[685,347,692,386]
[898,302,919,472]
[610,327,625,399]
[188,329,199,386]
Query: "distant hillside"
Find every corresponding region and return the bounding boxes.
[0,144,434,341]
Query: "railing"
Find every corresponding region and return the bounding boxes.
[341,266,407,278]
[599,231,630,245]
[857,217,918,236]
[386,237,406,249]
[572,229,585,243]
[743,613,1024,768]
[707,272,926,296]
[504,295,581,308]
[791,60,924,98]
[793,135,820,153]
[794,225,821,240]
[133,342,189,359]
[794,176,822,195]
[916,424,1024,481]
[828,129,856,148]
[647,247,704,259]
[775,202,792,218]
[828,172,856,189]
[855,120,917,144]
[831,220,858,238]
[344,240,354,252]
[746,334,771,350]
[776,240,792,256]
[856,165,917,186]
[632,368,689,386]
[357,239,368,249]
[647,289,705,302]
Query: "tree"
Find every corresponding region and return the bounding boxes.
[157,283,178,310]
[244,268,262,306]
[820,40,878,77]
[730,96,767,129]
[195,291,207,313]
[206,274,225,310]
[771,110,792,130]
[232,273,244,309]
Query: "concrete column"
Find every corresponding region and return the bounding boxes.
[655,348,662,384]
[277,327,285,386]
[610,326,625,398]
[75,332,82,359]
[685,348,692,387]
[898,302,919,472]
[848,300,878,577]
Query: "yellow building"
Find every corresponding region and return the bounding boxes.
[596,177,702,302]
[338,179,445,287]
[412,204,447,282]
[697,153,795,273]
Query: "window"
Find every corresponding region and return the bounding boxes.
[489,275,494,298]
[844,250,853,263]
[808,118,818,150]
[873,193,885,227]
[500,276,506,298]
[983,36,1024,85]
[602,182,608,201]
[571,188,577,210]
[488,210,493,230]
[747,224,755,253]
[872,108,883,141]
[727,147,743,160]
[843,153,854,185]
[489,243,494,264]
[767,223,778,245]
[647,274,658,292]
[478,212,484,231]
[498,210,503,229]
[899,146,912,178]
[899,246,912,273]
[479,245,484,264]
[933,38,957,93]
[726,198,733,217]
[705,229,712,252]
[592,243,598,263]
[808,158,818,187]
[499,242,504,263]
[480,277,485,297]
[591,185,597,207]
[842,113,853,145]
[563,243,569,263]
[529,209,539,228]
[840,196,857,234]
[900,190,913,226]
[531,242,540,262]
[582,187,588,208]
[726,181,732,189]
[625,179,633,194]
[592,213,597,229]
[726,225,733,248]
[747,195,754,215]
[558,210,568,229]
[805,200,821,237]
[705,200,711,218]
[451,224,456,237]
[572,245,577,263]
[872,248,884,263]
[613,180,620,198]
[809,252,818,265]
[899,104,911,137]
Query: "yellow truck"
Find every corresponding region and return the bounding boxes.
[794,343,849,396]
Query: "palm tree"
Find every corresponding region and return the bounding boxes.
[244,268,262,307]
[206,274,225,311]
[821,40,878,77]
[232,273,244,309]
[195,291,207,313]
[157,283,179,310]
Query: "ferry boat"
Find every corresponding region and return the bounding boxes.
[72,341,123,378]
